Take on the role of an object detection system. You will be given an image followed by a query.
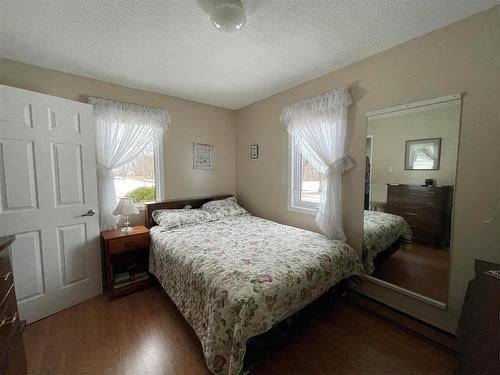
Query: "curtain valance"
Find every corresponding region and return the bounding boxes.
[89,97,171,131]
[280,88,352,123]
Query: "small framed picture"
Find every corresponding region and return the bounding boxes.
[193,142,213,170]
[250,144,259,159]
[405,138,441,170]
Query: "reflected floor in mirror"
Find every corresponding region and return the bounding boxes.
[373,243,450,302]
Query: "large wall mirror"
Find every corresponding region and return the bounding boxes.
[362,94,461,306]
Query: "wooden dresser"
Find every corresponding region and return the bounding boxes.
[0,235,27,375]
[385,184,452,247]
[457,260,499,374]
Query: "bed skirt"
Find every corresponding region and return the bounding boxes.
[243,280,347,371]
[372,237,403,268]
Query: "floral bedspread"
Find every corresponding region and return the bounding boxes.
[149,214,363,374]
[363,210,412,274]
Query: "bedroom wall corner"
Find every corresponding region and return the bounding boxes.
[235,6,500,333]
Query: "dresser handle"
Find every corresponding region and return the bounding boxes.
[124,241,135,248]
[404,212,417,216]
[0,271,12,281]
[0,312,17,328]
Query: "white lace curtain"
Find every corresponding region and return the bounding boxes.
[89,97,170,230]
[281,88,353,240]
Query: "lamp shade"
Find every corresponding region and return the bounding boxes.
[113,197,139,216]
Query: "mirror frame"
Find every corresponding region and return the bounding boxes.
[362,93,463,310]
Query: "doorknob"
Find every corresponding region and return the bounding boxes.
[82,209,96,217]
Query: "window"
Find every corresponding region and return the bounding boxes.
[113,138,164,205]
[289,137,326,214]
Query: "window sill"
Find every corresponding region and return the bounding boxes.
[288,204,318,216]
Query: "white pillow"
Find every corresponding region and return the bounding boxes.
[152,208,212,230]
[201,197,248,217]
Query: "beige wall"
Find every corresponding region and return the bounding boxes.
[1,6,498,334]
[236,7,499,332]
[0,58,237,225]
[368,102,460,202]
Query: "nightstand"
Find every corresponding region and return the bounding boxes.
[101,225,152,300]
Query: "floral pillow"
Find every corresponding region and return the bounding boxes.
[152,208,212,230]
[201,196,248,217]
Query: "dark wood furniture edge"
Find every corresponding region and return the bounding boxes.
[345,289,458,353]
[145,194,233,228]
[0,235,27,375]
[456,259,499,374]
[0,236,15,252]
[0,320,26,374]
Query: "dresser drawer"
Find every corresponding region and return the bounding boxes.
[388,203,441,217]
[108,235,150,255]
[387,193,442,207]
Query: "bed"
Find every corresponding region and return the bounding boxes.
[146,196,363,374]
[362,210,412,274]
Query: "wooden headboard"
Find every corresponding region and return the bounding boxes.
[145,194,233,228]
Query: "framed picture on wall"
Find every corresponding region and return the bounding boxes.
[193,142,213,170]
[250,144,259,159]
[405,138,441,170]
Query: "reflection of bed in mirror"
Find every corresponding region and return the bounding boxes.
[362,210,412,274]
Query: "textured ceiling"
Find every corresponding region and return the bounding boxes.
[1,0,498,109]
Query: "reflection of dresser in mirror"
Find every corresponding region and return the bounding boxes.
[385,184,452,248]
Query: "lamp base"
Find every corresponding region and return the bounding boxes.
[121,216,132,232]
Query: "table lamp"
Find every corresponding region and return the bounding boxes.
[113,197,139,232]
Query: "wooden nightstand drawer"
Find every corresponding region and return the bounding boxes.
[108,235,149,255]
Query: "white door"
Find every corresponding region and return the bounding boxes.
[0,85,102,323]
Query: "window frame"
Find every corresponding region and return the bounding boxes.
[153,135,166,202]
[288,135,319,215]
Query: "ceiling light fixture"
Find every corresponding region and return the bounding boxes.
[210,0,246,33]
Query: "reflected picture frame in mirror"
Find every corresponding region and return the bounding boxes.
[405,138,442,171]
[361,93,462,309]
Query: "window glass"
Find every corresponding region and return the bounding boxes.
[301,159,325,204]
[289,138,324,213]
[114,142,156,203]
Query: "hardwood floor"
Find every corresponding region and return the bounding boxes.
[373,243,450,302]
[22,287,456,374]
